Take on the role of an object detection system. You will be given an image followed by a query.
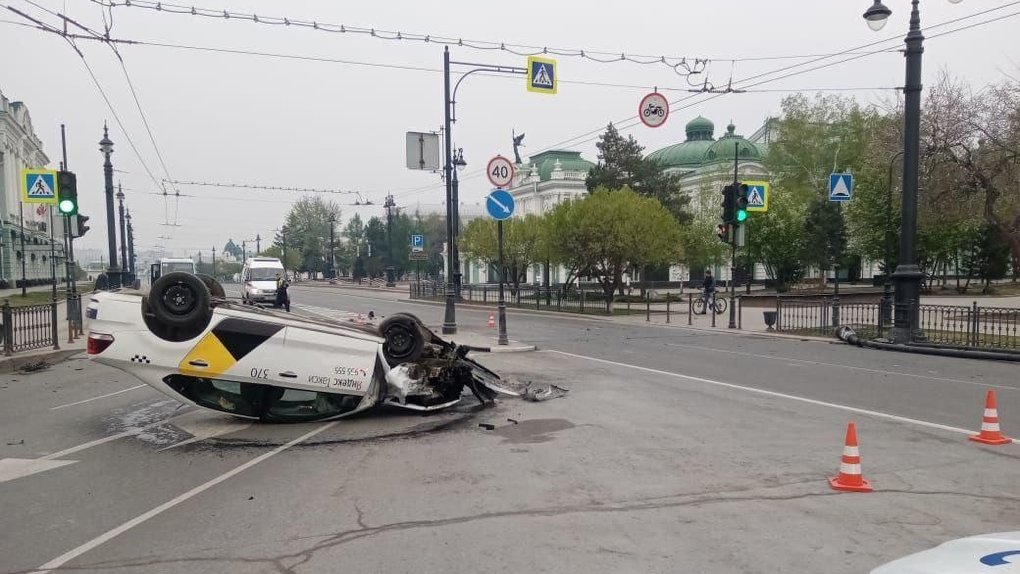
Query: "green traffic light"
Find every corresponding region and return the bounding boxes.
[736,209,748,222]
[58,199,75,214]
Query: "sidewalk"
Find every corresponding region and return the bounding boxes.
[0,299,87,372]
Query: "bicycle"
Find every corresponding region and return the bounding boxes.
[692,293,727,315]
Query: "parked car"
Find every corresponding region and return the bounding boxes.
[86,272,511,422]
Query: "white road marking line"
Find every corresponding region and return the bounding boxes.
[662,341,1019,392]
[39,414,189,461]
[30,421,339,574]
[49,385,147,410]
[545,350,1019,445]
[0,458,78,484]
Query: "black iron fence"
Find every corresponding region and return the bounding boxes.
[3,300,60,355]
[773,298,884,339]
[918,303,1020,351]
[774,296,1019,352]
[411,283,619,314]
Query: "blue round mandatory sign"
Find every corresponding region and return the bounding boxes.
[486,188,515,221]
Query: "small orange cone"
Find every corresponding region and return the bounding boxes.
[970,390,1012,446]
[487,313,496,328]
[829,422,873,492]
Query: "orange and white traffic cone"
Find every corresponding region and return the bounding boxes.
[829,422,873,492]
[487,313,496,328]
[969,390,1012,446]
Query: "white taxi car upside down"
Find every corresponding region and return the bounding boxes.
[86,272,511,422]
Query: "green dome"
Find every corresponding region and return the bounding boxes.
[685,116,715,141]
[646,119,764,169]
[646,140,716,168]
[528,150,594,181]
[705,123,764,163]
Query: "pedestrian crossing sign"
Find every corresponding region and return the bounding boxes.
[21,168,58,205]
[743,180,770,212]
[527,56,557,94]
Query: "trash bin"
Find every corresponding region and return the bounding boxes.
[763,310,777,331]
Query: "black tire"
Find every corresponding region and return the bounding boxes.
[195,273,226,298]
[149,272,212,330]
[379,313,426,365]
[714,297,728,314]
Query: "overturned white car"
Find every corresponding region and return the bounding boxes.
[86,272,511,422]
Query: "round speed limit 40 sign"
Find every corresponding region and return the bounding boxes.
[487,155,515,188]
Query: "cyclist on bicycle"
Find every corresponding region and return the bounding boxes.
[701,270,716,314]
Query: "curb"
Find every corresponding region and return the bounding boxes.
[478,344,538,353]
[408,297,837,343]
[0,348,86,374]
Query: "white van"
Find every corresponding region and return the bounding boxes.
[241,257,286,305]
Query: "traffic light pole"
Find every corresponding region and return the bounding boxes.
[728,145,739,329]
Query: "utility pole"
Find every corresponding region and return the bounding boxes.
[280,227,287,273]
[385,194,396,287]
[242,240,247,263]
[212,246,217,278]
[728,142,739,330]
[255,234,261,254]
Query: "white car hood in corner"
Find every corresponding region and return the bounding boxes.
[871,532,1020,573]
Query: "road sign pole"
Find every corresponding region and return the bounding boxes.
[497,219,508,346]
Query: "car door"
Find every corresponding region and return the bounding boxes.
[277,323,379,397]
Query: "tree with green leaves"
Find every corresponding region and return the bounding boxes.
[546,187,682,311]
[459,214,544,294]
[276,196,342,275]
[586,123,691,224]
[744,189,805,292]
[260,245,301,271]
[801,199,846,280]
[961,223,1011,293]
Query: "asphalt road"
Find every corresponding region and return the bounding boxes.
[0,284,1017,574]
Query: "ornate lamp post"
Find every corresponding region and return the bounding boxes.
[99,125,120,288]
[862,0,962,342]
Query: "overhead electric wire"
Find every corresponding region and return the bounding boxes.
[22,0,181,226]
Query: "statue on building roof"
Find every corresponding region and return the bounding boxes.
[512,130,526,165]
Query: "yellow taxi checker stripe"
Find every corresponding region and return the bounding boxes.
[178,332,238,377]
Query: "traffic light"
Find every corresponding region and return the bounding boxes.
[716,223,730,244]
[735,184,749,223]
[720,184,736,224]
[57,170,78,215]
[71,214,90,238]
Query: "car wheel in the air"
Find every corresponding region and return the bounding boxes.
[379,313,426,365]
[195,273,226,298]
[149,271,212,330]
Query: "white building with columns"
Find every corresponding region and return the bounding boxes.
[459,149,594,285]
[0,87,66,288]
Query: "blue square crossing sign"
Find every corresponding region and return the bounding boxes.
[21,169,58,205]
[527,56,557,94]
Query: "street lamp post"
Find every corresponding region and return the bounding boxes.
[126,209,135,274]
[116,183,128,276]
[882,149,905,328]
[212,246,217,278]
[328,215,336,279]
[280,227,288,274]
[99,124,120,288]
[440,46,527,335]
[863,0,961,343]
[384,195,396,287]
[255,234,261,255]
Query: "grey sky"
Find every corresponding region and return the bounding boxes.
[1,0,1017,259]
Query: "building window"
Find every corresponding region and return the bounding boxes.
[30,253,37,262]
[9,231,15,241]
[42,255,47,263]
[15,251,22,260]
